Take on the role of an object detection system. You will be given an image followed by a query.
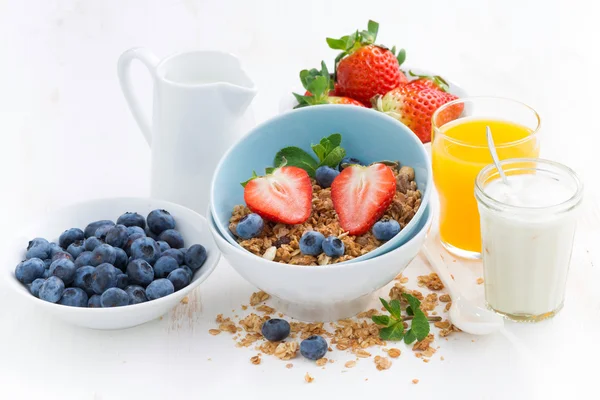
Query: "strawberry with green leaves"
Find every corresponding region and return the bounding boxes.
[293,62,364,108]
[242,166,313,225]
[406,70,451,92]
[331,163,396,235]
[373,84,463,144]
[327,20,408,106]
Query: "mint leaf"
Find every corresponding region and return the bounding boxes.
[379,322,404,341]
[389,299,402,320]
[410,310,430,341]
[274,147,318,177]
[403,329,416,344]
[406,306,414,316]
[240,171,258,188]
[371,315,391,326]
[379,297,401,320]
[403,293,421,312]
[325,133,342,150]
[318,146,345,168]
[311,143,327,161]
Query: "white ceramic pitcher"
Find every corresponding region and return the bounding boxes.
[117,47,257,214]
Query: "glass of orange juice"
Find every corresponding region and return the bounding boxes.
[431,97,541,259]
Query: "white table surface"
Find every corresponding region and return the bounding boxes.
[1,1,599,399]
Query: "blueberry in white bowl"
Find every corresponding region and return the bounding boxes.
[8,197,220,330]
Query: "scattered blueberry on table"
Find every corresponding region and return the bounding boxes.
[261,318,291,342]
[300,335,328,360]
[14,208,208,308]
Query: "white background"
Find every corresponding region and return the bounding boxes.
[1,1,599,399]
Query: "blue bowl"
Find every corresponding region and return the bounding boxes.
[210,104,432,263]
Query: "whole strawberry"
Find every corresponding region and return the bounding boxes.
[327,20,408,106]
[373,86,463,143]
[294,62,365,108]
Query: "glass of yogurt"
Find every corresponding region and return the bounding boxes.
[475,158,584,322]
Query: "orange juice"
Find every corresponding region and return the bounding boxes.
[432,118,540,255]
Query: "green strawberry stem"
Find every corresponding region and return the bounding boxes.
[408,70,449,92]
[292,61,333,108]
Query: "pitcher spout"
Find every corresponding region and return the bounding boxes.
[218,82,257,115]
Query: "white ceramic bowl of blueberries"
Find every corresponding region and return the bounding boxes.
[7,197,220,330]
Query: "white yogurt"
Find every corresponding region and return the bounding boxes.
[476,161,583,321]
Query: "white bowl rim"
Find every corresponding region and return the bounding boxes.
[6,196,221,314]
[210,104,433,262]
[208,203,432,271]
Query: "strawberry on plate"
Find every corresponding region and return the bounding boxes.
[294,62,365,108]
[327,20,408,106]
[372,85,463,143]
[331,163,396,235]
[243,166,313,225]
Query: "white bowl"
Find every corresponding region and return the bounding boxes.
[6,197,220,330]
[208,204,432,322]
[278,66,468,113]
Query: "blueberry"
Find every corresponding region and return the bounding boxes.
[66,240,86,259]
[94,224,113,241]
[179,248,188,257]
[117,212,146,229]
[261,318,291,342]
[116,273,129,289]
[157,229,184,249]
[100,288,129,307]
[58,228,84,249]
[157,241,170,253]
[73,266,95,296]
[74,251,93,268]
[161,248,184,265]
[300,335,328,360]
[126,259,154,287]
[113,247,128,271]
[84,236,103,251]
[372,219,401,241]
[185,244,207,271]
[130,237,161,265]
[145,278,174,300]
[339,156,363,171]
[59,287,88,307]
[154,256,179,279]
[167,268,191,291]
[182,265,193,278]
[90,263,119,294]
[322,236,345,257]
[43,269,52,279]
[235,214,264,239]
[126,226,146,237]
[26,238,50,260]
[124,285,148,305]
[15,258,45,284]
[29,278,45,298]
[144,227,159,240]
[90,244,117,266]
[88,294,102,308]
[51,250,74,263]
[43,258,52,268]
[123,233,145,256]
[49,258,77,285]
[48,243,63,257]
[315,166,340,188]
[147,209,175,235]
[39,276,65,303]
[84,220,114,238]
[105,224,129,249]
[299,231,325,256]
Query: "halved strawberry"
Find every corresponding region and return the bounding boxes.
[331,163,396,235]
[244,166,313,224]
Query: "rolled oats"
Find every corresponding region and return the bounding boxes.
[374,356,392,371]
[249,291,270,306]
[439,294,451,302]
[476,277,484,285]
[250,355,261,365]
[417,273,444,291]
[208,329,221,336]
[412,379,419,384]
[345,360,357,368]
[304,373,314,383]
[387,348,401,358]
[256,305,275,315]
[316,358,328,366]
[274,341,298,360]
[286,363,293,369]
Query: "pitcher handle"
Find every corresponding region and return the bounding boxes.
[117,47,160,146]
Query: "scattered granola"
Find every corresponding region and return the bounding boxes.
[316,358,328,366]
[208,329,221,336]
[304,373,314,383]
[374,356,392,370]
[256,304,275,315]
[229,164,421,265]
[387,348,401,358]
[417,273,444,291]
[344,360,357,368]
[412,379,419,384]
[476,277,484,285]
[249,291,270,306]
[354,349,372,358]
[286,363,293,369]
[439,294,451,302]
[445,302,452,312]
[250,355,261,365]
[274,341,298,360]
[181,296,189,304]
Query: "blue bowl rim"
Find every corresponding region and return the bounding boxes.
[209,104,432,262]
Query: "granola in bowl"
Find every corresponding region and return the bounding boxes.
[229,159,422,265]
